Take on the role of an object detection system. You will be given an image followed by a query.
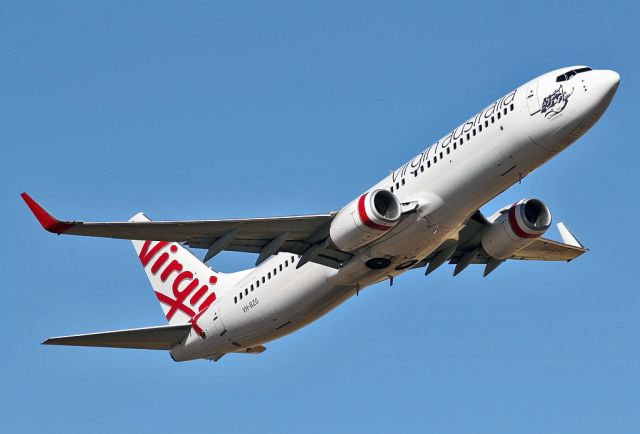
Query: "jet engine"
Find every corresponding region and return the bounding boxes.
[329,189,402,252]
[481,198,552,259]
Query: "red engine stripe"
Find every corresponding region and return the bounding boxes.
[508,205,539,239]
[357,193,393,232]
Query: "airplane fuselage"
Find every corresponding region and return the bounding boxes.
[153,67,619,361]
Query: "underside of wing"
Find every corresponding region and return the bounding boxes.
[42,324,192,350]
[21,193,352,268]
[444,237,587,264]
[419,209,588,276]
[510,237,587,261]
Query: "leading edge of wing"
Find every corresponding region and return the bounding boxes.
[20,193,334,241]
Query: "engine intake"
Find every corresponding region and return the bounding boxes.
[330,189,401,252]
[481,198,552,259]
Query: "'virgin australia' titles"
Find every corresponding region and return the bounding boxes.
[394,89,517,182]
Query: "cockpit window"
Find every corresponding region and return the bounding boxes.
[556,67,592,82]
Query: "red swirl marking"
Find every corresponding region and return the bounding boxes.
[357,193,393,231]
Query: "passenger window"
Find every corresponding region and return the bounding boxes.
[268,272,271,279]
[434,156,437,163]
[273,268,277,276]
[453,143,457,150]
[395,182,400,189]
[510,104,514,111]
[401,179,405,185]
[256,281,260,287]
[239,292,243,300]
[460,137,464,144]
[279,264,283,271]
[472,129,476,136]
[245,288,248,296]
[262,277,265,283]
[427,160,431,168]
[503,108,507,115]
[478,124,482,132]
[497,112,501,119]
[485,120,488,127]
[420,165,424,172]
[491,116,495,123]
[291,256,295,262]
[234,296,237,304]
[439,152,443,159]
[251,284,254,291]
[446,147,450,155]
[390,186,394,192]
[466,133,470,140]
[285,260,288,267]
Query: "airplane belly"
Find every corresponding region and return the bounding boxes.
[209,264,353,349]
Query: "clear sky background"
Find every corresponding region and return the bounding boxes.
[2,1,638,433]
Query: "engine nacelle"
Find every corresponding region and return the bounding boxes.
[330,189,401,252]
[481,198,552,259]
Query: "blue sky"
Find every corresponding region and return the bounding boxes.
[2,1,638,433]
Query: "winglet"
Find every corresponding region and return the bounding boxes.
[20,193,74,234]
[557,222,584,248]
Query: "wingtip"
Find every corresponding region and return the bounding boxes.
[557,222,585,249]
[20,193,73,234]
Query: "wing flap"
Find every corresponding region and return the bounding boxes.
[43,324,192,350]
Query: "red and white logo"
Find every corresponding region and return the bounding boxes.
[133,236,218,338]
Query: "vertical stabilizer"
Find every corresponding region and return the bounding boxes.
[130,213,220,335]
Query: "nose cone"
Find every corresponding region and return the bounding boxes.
[587,69,620,115]
[601,69,620,93]
[595,69,620,98]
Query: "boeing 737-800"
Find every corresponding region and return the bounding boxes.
[22,65,619,362]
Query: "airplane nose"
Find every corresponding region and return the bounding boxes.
[588,69,620,111]
[602,69,621,92]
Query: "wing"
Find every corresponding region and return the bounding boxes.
[420,211,588,276]
[21,193,351,268]
[510,237,587,261]
[43,324,192,350]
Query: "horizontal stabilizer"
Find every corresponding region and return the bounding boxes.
[43,324,192,350]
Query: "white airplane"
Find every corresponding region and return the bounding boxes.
[22,65,619,362]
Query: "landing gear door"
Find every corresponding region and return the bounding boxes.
[525,81,540,115]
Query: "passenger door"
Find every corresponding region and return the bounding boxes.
[525,81,541,115]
